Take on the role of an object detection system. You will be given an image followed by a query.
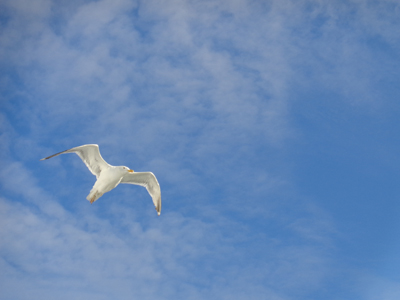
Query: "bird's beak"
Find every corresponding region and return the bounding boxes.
[128,169,134,173]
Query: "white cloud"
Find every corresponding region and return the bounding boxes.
[0,149,336,299]
[1,0,400,299]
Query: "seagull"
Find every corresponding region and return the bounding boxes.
[40,144,161,215]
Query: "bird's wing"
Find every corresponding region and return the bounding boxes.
[40,144,110,178]
[121,172,161,215]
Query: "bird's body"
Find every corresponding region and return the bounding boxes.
[40,144,161,215]
[87,166,126,203]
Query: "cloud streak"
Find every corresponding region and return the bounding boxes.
[1,0,400,299]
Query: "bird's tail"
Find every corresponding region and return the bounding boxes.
[86,189,103,204]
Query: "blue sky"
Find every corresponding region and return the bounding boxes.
[1,0,400,299]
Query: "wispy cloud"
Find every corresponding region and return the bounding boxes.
[0,171,335,299]
[1,0,400,299]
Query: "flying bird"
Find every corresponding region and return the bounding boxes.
[40,144,161,215]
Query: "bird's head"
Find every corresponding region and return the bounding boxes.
[122,166,134,173]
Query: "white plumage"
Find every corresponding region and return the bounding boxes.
[40,144,161,215]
